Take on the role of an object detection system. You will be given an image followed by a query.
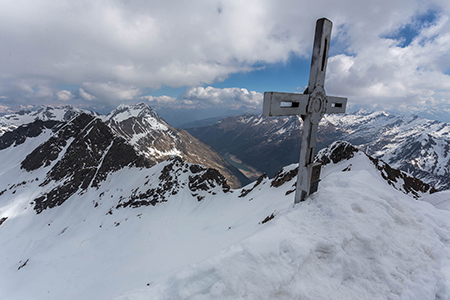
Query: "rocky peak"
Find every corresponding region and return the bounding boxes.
[315,141,360,164]
[316,141,437,198]
[267,141,436,199]
[105,102,169,131]
[104,103,248,188]
[18,113,152,213]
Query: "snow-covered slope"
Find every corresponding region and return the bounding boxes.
[117,143,450,300]
[1,135,449,299]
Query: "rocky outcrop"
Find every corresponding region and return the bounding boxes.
[267,141,436,199]
[117,156,230,208]
[315,142,359,165]
[239,173,267,198]
[317,141,437,198]
[0,120,60,150]
[23,113,151,213]
[271,166,298,188]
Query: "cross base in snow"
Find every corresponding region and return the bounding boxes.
[262,18,348,203]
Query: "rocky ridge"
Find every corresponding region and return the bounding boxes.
[0,106,239,214]
[104,103,249,188]
[268,141,436,199]
[0,103,249,188]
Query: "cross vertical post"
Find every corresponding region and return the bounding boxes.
[262,18,348,204]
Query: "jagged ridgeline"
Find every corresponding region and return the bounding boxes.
[19,114,151,213]
[104,103,249,188]
[0,104,249,213]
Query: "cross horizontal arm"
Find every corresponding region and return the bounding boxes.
[325,96,347,114]
[262,92,309,116]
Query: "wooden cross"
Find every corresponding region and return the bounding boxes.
[262,18,347,203]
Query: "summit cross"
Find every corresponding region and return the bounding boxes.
[262,18,348,203]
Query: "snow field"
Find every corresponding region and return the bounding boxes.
[118,153,450,300]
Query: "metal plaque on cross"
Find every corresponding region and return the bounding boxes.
[262,18,348,203]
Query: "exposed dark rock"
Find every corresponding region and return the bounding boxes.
[0,217,7,226]
[21,114,94,171]
[91,137,152,188]
[315,141,359,165]
[106,103,249,188]
[285,189,295,195]
[18,259,29,270]
[368,156,437,198]
[261,213,275,224]
[239,173,268,198]
[189,168,230,193]
[189,164,204,174]
[28,114,153,213]
[317,141,437,198]
[342,165,352,172]
[117,157,230,208]
[267,141,436,198]
[271,167,298,188]
[0,120,60,150]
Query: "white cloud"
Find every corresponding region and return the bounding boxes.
[139,95,176,104]
[180,87,263,108]
[56,90,73,101]
[78,82,141,103]
[78,88,96,101]
[0,0,449,115]
[326,13,450,111]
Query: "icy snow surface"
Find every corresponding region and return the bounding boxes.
[1,139,450,299]
[117,153,450,300]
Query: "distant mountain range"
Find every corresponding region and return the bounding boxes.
[0,104,249,190]
[186,110,450,190]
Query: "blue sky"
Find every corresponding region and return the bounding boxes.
[0,0,449,126]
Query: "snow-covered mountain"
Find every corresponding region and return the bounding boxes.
[187,110,450,190]
[0,105,99,136]
[104,103,248,187]
[0,104,249,188]
[0,131,448,299]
